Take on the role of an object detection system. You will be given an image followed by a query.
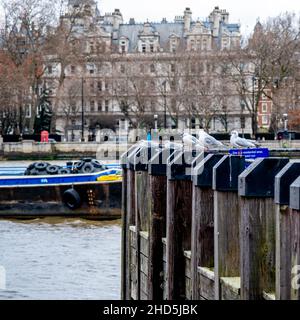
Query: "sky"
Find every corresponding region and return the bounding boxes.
[100,0,300,35]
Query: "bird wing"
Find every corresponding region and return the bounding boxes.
[235,137,256,148]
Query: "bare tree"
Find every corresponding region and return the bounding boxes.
[220,12,300,135]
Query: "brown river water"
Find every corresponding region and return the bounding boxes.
[0,218,121,300]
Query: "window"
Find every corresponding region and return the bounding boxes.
[47,66,53,74]
[170,64,176,73]
[89,69,94,75]
[190,40,195,51]
[105,100,109,112]
[150,80,155,90]
[71,65,76,74]
[142,44,146,53]
[262,103,267,113]
[150,64,155,73]
[98,100,102,112]
[262,115,269,125]
[105,82,109,91]
[90,100,95,112]
[120,64,126,74]
[150,44,154,53]
[90,42,94,53]
[121,45,126,53]
[90,82,95,93]
[25,105,31,118]
[97,81,102,92]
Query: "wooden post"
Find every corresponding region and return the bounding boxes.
[274,162,300,300]
[132,145,160,300]
[166,150,198,300]
[121,165,128,300]
[120,144,140,300]
[191,153,223,300]
[146,148,174,300]
[213,155,245,300]
[289,177,300,300]
[239,158,289,300]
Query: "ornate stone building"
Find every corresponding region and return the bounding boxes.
[43,0,252,141]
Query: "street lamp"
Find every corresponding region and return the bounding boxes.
[154,114,158,130]
[240,102,246,138]
[283,113,288,131]
[81,77,85,142]
[162,80,167,129]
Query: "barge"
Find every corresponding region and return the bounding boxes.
[0,168,122,220]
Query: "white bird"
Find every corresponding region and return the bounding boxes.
[164,141,183,150]
[182,133,206,151]
[136,140,160,148]
[197,129,226,150]
[230,130,258,148]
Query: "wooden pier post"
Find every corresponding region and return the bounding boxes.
[120,144,141,300]
[213,155,245,300]
[289,177,300,300]
[274,162,300,300]
[239,158,289,300]
[191,153,223,300]
[166,150,199,300]
[132,145,160,300]
[147,148,176,300]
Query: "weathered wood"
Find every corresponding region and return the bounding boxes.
[198,267,215,300]
[140,253,149,275]
[162,238,167,300]
[166,179,193,300]
[220,277,241,300]
[126,170,136,300]
[129,226,138,300]
[274,163,300,300]
[135,171,151,300]
[136,172,151,232]
[185,251,192,300]
[290,209,300,300]
[121,167,127,300]
[214,191,241,299]
[191,187,214,299]
[148,175,167,300]
[275,204,292,300]
[240,198,276,300]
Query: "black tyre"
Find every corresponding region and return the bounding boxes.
[46,165,59,175]
[74,161,85,171]
[81,162,94,173]
[63,189,81,210]
[58,168,71,175]
[29,169,39,176]
[91,159,103,168]
[34,162,48,171]
[27,162,37,170]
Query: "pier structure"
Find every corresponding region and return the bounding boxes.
[121,145,300,300]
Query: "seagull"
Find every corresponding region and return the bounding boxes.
[230,130,258,148]
[182,133,206,151]
[164,141,183,150]
[136,140,160,149]
[197,129,226,150]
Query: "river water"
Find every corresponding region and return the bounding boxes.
[0,218,121,300]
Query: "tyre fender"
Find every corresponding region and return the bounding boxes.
[63,189,82,210]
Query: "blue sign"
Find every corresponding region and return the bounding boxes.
[229,148,269,160]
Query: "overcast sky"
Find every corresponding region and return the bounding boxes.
[100,0,300,35]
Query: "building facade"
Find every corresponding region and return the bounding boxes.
[42,1,253,141]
